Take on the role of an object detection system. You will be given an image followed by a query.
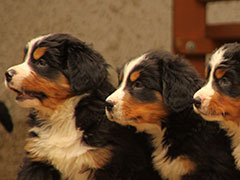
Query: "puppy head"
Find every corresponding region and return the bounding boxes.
[5,33,109,112]
[193,43,240,124]
[106,50,202,131]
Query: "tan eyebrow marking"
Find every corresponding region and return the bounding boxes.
[130,71,141,82]
[33,47,48,60]
[215,68,228,79]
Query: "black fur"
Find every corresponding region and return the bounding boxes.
[113,50,240,180]
[213,43,240,98]
[0,101,13,132]
[15,34,160,180]
[152,51,240,179]
[18,159,61,180]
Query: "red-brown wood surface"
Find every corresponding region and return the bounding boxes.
[175,37,217,55]
[173,0,240,77]
[173,0,208,76]
[198,0,234,2]
[207,23,240,40]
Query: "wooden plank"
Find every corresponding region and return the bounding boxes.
[206,23,240,40]
[173,0,206,40]
[198,0,234,3]
[173,0,208,54]
[175,37,217,55]
[173,0,240,76]
[173,0,210,76]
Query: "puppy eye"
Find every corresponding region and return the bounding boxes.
[219,77,231,88]
[36,59,48,67]
[133,81,143,89]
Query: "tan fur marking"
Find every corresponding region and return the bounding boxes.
[204,67,210,79]
[130,71,141,82]
[33,47,48,60]
[159,156,196,180]
[122,91,167,127]
[204,67,208,79]
[179,156,196,174]
[84,147,113,169]
[26,139,112,169]
[215,68,228,79]
[22,52,26,60]
[119,71,123,82]
[208,90,240,124]
[26,139,112,179]
[22,72,72,112]
[149,127,196,180]
[220,121,240,169]
[23,97,112,179]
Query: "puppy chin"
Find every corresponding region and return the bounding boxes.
[16,98,41,108]
[193,106,225,122]
[105,109,113,121]
[193,105,200,115]
[105,109,128,126]
[200,114,223,122]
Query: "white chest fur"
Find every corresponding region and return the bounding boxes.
[220,121,240,170]
[147,127,196,180]
[26,96,110,180]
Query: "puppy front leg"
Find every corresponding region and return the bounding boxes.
[17,158,61,180]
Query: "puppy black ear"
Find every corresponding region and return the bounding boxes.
[66,39,109,95]
[0,101,13,132]
[161,56,203,112]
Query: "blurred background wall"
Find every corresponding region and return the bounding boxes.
[0,0,239,179]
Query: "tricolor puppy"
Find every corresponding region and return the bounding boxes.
[193,43,240,170]
[5,33,159,180]
[106,50,240,180]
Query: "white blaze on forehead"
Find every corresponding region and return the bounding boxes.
[107,54,147,102]
[6,35,51,91]
[204,47,226,94]
[25,34,51,63]
[194,46,227,114]
[209,47,226,74]
[122,53,147,84]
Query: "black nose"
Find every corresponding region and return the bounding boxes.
[5,69,16,82]
[105,100,114,112]
[193,97,202,109]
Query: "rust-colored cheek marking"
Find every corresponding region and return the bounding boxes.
[22,72,73,110]
[209,90,240,124]
[33,47,48,60]
[122,91,167,126]
[215,68,228,79]
[130,71,141,82]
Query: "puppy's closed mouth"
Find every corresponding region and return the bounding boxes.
[9,87,46,101]
[195,106,229,119]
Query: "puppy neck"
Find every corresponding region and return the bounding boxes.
[220,121,240,169]
[145,124,196,180]
[35,94,89,119]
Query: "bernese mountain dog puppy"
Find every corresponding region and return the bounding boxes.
[4,33,160,180]
[105,50,240,180]
[0,101,13,132]
[193,42,240,171]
